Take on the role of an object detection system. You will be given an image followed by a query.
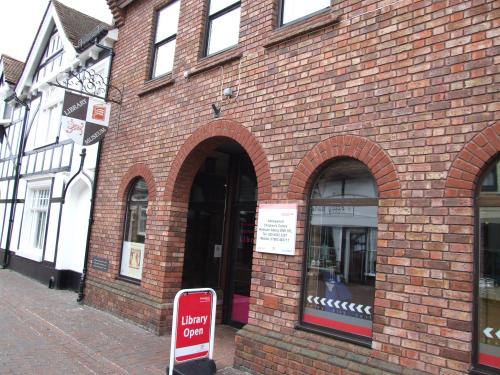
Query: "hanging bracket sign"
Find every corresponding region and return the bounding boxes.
[168,288,217,375]
[60,91,111,146]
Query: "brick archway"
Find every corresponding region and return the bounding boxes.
[159,119,271,301]
[117,163,157,201]
[445,122,500,198]
[287,135,401,200]
[164,119,272,202]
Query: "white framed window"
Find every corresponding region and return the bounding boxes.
[33,29,65,85]
[27,88,63,149]
[281,0,330,25]
[206,0,241,56]
[37,103,61,146]
[151,0,181,79]
[19,182,51,261]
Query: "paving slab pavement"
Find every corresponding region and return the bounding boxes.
[0,270,250,375]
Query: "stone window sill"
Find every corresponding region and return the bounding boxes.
[264,8,341,49]
[117,275,141,286]
[138,73,175,97]
[295,322,372,348]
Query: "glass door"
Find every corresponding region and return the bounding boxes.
[227,207,255,326]
[225,154,256,327]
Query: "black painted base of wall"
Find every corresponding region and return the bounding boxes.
[0,250,81,291]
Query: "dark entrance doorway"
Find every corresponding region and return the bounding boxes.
[182,144,256,327]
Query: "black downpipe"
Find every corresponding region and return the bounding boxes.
[76,141,102,302]
[2,95,29,269]
[77,43,114,302]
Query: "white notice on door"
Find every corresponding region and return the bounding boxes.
[213,244,222,258]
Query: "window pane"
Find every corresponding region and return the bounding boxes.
[130,179,148,202]
[153,39,176,78]
[34,211,47,249]
[478,207,500,370]
[124,204,147,244]
[282,0,330,25]
[303,205,377,338]
[209,0,239,15]
[481,161,500,193]
[3,101,12,120]
[155,0,180,42]
[29,188,50,250]
[120,179,148,280]
[311,159,377,199]
[207,7,240,55]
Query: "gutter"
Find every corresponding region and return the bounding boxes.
[2,94,30,268]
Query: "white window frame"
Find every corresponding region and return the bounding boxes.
[151,0,181,79]
[27,88,63,150]
[33,29,65,85]
[18,181,52,261]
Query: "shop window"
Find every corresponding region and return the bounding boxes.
[280,0,330,25]
[476,158,500,372]
[120,178,148,281]
[151,0,180,79]
[19,182,51,261]
[205,0,241,56]
[301,158,378,342]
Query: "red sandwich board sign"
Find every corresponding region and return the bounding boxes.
[168,288,216,375]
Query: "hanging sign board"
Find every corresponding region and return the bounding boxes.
[168,288,217,375]
[256,203,297,256]
[60,91,111,146]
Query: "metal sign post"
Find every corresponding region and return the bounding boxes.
[168,288,217,375]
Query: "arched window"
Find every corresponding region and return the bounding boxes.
[120,178,148,281]
[301,158,378,343]
[476,159,500,371]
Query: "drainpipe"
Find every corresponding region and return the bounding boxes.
[77,141,102,302]
[2,94,30,268]
[77,42,114,302]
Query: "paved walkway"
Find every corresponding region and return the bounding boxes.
[0,270,249,375]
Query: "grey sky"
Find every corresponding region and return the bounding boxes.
[0,0,113,62]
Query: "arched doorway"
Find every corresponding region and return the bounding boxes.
[181,141,257,327]
[56,178,91,289]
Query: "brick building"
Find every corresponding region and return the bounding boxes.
[86,0,499,373]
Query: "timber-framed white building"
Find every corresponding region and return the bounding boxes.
[0,0,117,289]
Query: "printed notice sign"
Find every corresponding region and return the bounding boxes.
[256,203,297,256]
[60,91,111,146]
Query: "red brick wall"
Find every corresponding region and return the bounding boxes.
[87,0,500,372]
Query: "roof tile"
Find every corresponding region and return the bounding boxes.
[1,55,25,85]
[52,0,111,50]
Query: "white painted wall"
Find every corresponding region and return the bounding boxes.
[44,202,61,263]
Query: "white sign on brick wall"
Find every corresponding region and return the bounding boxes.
[256,203,297,256]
